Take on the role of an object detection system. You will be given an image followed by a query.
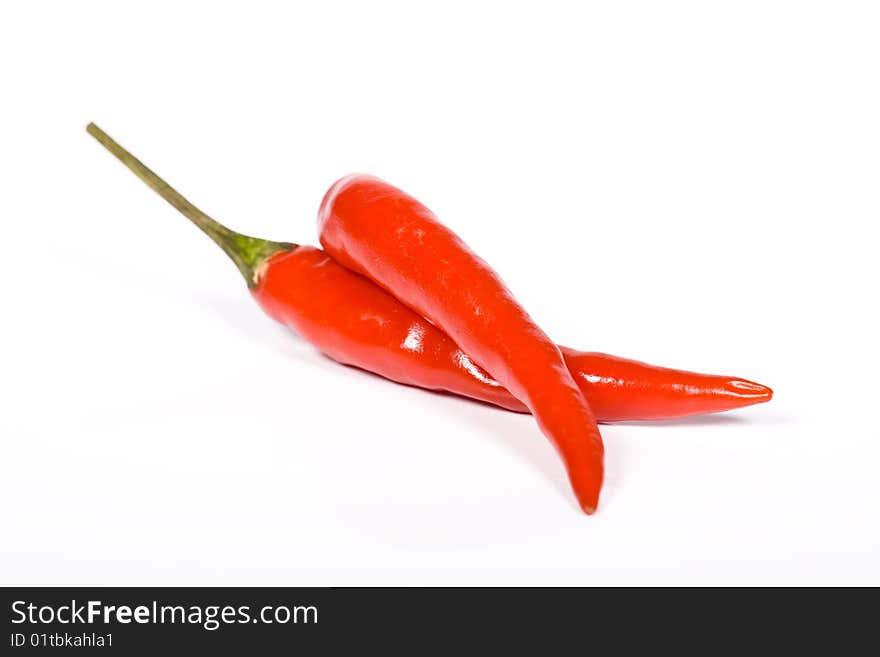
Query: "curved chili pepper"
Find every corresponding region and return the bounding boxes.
[318,175,606,513]
[87,125,773,511]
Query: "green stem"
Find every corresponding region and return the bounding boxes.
[86,122,296,287]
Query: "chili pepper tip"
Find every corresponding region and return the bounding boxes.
[575,487,601,515]
[725,379,773,403]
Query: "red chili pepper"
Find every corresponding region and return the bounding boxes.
[318,175,607,512]
[255,245,772,421]
[87,125,773,511]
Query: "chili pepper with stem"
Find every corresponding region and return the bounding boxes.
[86,125,773,507]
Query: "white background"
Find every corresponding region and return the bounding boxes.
[1,1,878,586]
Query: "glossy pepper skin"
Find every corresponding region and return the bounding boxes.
[318,175,606,513]
[87,123,773,515]
[254,246,772,421]
[85,122,772,424]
